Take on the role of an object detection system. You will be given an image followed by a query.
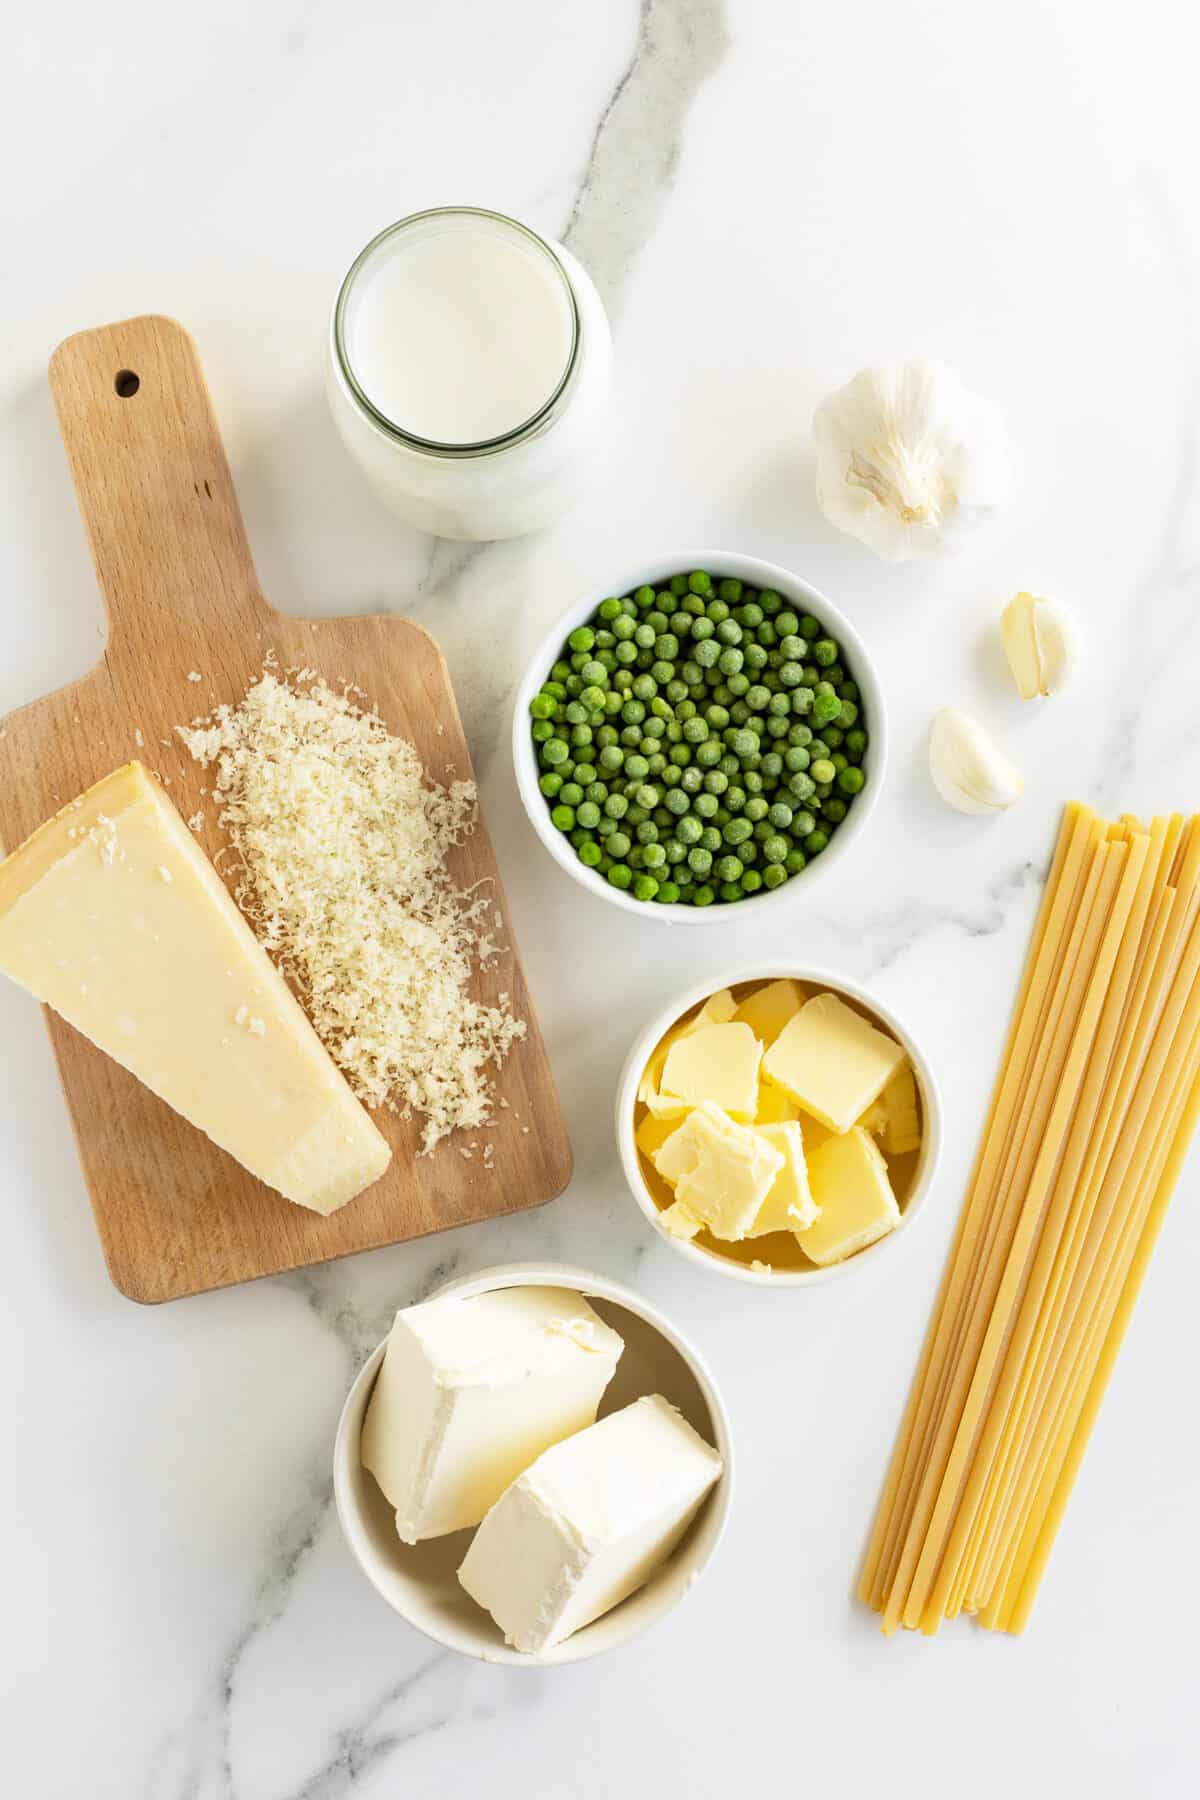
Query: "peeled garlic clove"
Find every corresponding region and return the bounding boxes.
[1000,592,1079,699]
[929,708,1023,815]
[812,359,1013,563]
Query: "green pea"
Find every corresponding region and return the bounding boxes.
[785,849,806,875]
[838,766,865,795]
[799,614,821,638]
[604,793,628,819]
[744,796,768,823]
[578,840,602,868]
[692,885,716,907]
[614,640,637,665]
[542,738,570,766]
[845,728,868,758]
[539,772,563,797]
[559,783,583,807]
[791,811,815,837]
[608,863,633,888]
[823,799,848,823]
[642,843,667,869]
[775,611,800,637]
[740,868,763,893]
[811,693,842,728]
[813,638,838,667]
[688,570,712,595]
[607,830,631,859]
[806,830,829,855]
[768,802,793,830]
[625,754,650,781]
[744,643,769,672]
[811,757,836,785]
[666,788,690,816]
[762,863,787,890]
[576,801,601,829]
[551,804,575,831]
[729,729,757,759]
[690,616,715,642]
[677,816,703,846]
[693,792,719,819]
[531,720,554,743]
[703,770,729,796]
[762,835,788,864]
[630,874,658,901]
[779,661,804,688]
[717,577,743,603]
[655,882,681,904]
[530,693,556,719]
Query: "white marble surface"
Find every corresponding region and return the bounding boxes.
[2,1,1199,1793]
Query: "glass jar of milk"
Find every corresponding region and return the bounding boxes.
[326,206,613,541]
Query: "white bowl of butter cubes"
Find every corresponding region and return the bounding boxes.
[334,1263,733,1664]
[617,965,943,1286]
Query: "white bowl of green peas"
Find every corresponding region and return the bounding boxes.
[512,552,886,922]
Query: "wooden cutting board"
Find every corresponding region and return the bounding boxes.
[0,315,571,1304]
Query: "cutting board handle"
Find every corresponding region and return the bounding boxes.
[48,316,272,657]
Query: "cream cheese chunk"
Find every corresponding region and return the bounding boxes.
[652,1101,783,1240]
[660,1022,761,1119]
[762,992,906,1133]
[457,1394,723,1654]
[798,1126,901,1265]
[747,1121,818,1235]
[361,1287,623,1542]
[0,763,390,1214]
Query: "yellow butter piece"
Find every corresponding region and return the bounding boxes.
[635,1109,681,1161]
[681,988,738,1033]
[661,1022,761,1119]
[653,1101,783,1241]
[0,764,391,1214]
[734,978,806,1047]
[762,992,906,1133]
[858,1062,921,1155]
[747,1122,818,1235]
[636,990,739,1114]
[754,1080,802,1125]
[798,1127,901,1265]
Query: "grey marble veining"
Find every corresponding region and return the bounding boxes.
[3,2,1200,1797]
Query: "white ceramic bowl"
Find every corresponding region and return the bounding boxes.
[512,551,887,924]
[333,1262,734,1665]
[616,964,943,1286]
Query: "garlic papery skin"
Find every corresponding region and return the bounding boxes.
[929,708,1024,815]
[1000,592,1079,699]
[812,360,1013,563]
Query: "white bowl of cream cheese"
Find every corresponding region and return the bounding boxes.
[333,1262,734,1664]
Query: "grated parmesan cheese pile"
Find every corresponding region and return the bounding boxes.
[178,670,524,1152]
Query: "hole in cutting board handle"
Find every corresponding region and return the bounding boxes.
[114,369,140,398]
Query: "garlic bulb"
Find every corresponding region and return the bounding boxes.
[929,708,1023,815]
[1000,592,1079,699]
[812,360,1013,562]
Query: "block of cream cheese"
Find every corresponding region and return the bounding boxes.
[798,1126,901,1265]
[660,1022,761,1119]
[762,992,906,1133]
[747,1122,818,1235]
[457,1394,723,1654]
[652,1101,783,1240]
[733,978,805,1047]
[0,763,390,1214]
[361,1287,623,1542]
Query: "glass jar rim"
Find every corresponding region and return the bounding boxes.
[332,206,581,458]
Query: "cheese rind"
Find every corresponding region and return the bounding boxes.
[457,1394,723,1653]
[798,1127,901,1265]
[762,992,906,1133]
[361,1287,623,1542]
[661,1022,762,1119]
[0,763,390,1214]
[653,1101,783,1241]
[747,1122,819,1235]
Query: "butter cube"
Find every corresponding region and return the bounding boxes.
[798,1127,901,1265]
[747,1122,818,1235]
[755,1080,802,1125]
[661,1022,761,1119]
[858,1063,921,1154]
[734,978,806,1046]
[361,1287,623,1541]
[635,1109,680,1162]
[458,1394,723,1654]
[762,992,906,1133]
[637,990,741,1119]
[653,1101,783,1241]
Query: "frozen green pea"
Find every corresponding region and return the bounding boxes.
[608,863,633,888]
[531,720,554,743]
[687,847,713,876]
[762,863,787,890]
[838,766,865,794]
[578,840,602,868]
